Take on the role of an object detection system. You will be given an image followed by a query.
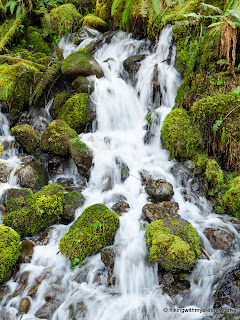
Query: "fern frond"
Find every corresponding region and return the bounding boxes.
[111,0,123,15]
[201,2,222,13]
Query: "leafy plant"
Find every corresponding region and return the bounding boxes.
[71,257,85,270]
[93,220,105,234]
[4,0,32,18]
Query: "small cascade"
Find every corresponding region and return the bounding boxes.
[0,25,239,320]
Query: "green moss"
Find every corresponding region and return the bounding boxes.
[26,27,51,55]
[82,14,108,32]
[0,18,15,41]
[50,4,82,36]
[59,203,120,262]
[0,63,41,113]
[205,159,223,187]
[0,143,3,155]
[223,177,240,218]
[58,93,91,130]
[0,225,20,283]
[50,91,73,119]
[40,120,78,156]
[3,184,64,237]
[147,232,196,271]
[11,124,39,154]
[161,108,200,160]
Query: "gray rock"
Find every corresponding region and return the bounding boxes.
[204,228,234,251]
[63,190,85,222]
[111,201,130,216]
[16,161,47,191]
[35,300,61,319]
[145,178,174,202]
[142,202,179,222]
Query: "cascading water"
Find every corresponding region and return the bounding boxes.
[0,25,240,320]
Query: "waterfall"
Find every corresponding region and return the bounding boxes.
[0,26,240,320]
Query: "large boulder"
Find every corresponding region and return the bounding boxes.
[40,120,78,156]
[142,202,180,222]
[71,76,95,94]
[50,92,73,120]
[59,204,120,262]
[3,184,64,237]
[61,50,104,81]
[69,138,93,179]
[49,4,82,36]
[82,14,108,33]
[58,93,96,130]
[62,190,85,222]
[146,218,201,272]
[11,125,39,154]
[0,225,21,283]
[145,178,174,202]
[16,161,47,191]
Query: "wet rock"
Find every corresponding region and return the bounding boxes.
[101,245,120,285]
[16,161,47,191]
[19,297,31,313]
[27,283,39,297]
[43,284,64,301]
[61,50,104,81]
[20,240,35,263]
[142,202,180,222]
[68,300,87,319]
[140,169,152,185]
[0,163,12,183]
[16,271,29,286]
[73,26,102,46]
[35,300,61,319]
[213,260,240,309]
[115,157,129,182]
[72,76,95,94]
[50,91,73,120]
[62,190,85,222]
[184,160,196,170]
[203,228,234,251]
[0,285,10,302]
[145,178,174,202]
[35,268,52,284]
[11,124,39,154]
[111,201,130,215]
[110,194,127,203]
[69,137,93,180]
[40,120,78,156]
[159,270,190,297]
[82,15,108,33]
[123,54,146,84]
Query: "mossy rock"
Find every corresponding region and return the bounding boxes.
[49,4,82,36]
[69,137,93,179]
[146,218,201,271]
[16,161,47,191]
[50,92,73,120]
[62,190,85,222]
[205,159,223,188]
[3,184,64,237]
[82,14,108,33]
[71,76,95,94]
[59,203,120,262]
[0,63,41,114]
[26,27,51,55]
[223,177,240,219]
[58,93,95,130]
[61,50,104,81]
[0,143,3,154]
[0,225,20,283]
[161,108,200,160]
[40,120,78,156]
[190,93,240,170]
[11,124,39,154]
[145,178,174,202]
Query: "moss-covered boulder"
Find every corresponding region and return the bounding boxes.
[62,190,85,222]
[16,161,47,191]
[205,159,224,188]
[59,203,120,262]
[61,50,104,81]
[223,177,240,218]
[40,120,78,156]
[69,137,93,179]
[49,4,82,36]
[50,92,73,119]
[146,218,201,272]
[82,15,108,33]
[161,108,200,160]
[0,225,20,283]
[0,63,41,114]
[58,93,96,130]
[71,76,95,94]
[145,178,174,202]
[3,184,64,237]
[11,125,39,154]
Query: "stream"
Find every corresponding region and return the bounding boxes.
[0,25,240,320]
